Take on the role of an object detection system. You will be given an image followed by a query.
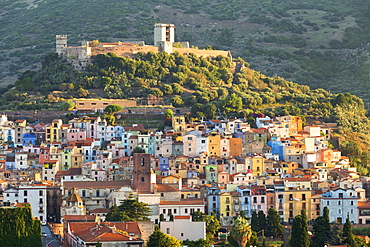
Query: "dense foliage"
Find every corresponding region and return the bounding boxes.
[105,195,152,221]
[1,0,370,104]
[0,205,42,247]
[147,227,182,247]
[290,210,309,247]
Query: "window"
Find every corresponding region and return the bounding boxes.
[261,197,265,203]
[24,191,27,196]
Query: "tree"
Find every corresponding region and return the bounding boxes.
[311,206,330,247]
[164,109,174,120]
[182,238,212,247]
[257,210,267,234]
[251,210,259,232]
[229,217,252,247]
[190,211,220,240]
[104,104,122,115]
[266,207,284,238]
[290,210,309,247]
[105,194,152,221]
[0,204,42,247]
[161,84,173,95]
[219,93,242,114]
[171,95,184,107]
[342,214,354,245]
[131,146,145,155]
[328,222,343,245]
[61,100,76,111]
[147,227,182,247]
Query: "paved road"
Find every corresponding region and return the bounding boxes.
[42,225,62,247]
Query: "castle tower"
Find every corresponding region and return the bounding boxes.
[132,153,154,194]
[56,35,68,55]
[154,23,175,46]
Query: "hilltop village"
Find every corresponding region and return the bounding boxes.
[0,111,369,245]
[1,23,369,246]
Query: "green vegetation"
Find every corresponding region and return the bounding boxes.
[147,226,182,247]
[105,195,152,221]
[0,205,42,247]
[290,210,309,247]
[190,211,220,240]
[0,0,370,105]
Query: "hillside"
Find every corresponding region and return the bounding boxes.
[0,0,370,102]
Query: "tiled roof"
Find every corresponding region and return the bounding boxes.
[64,215,96,222]
[64,180,131,188]
[156,184,179,192]
[160,199,204,205]
[89,208,110,214]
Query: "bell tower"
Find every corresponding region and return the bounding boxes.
[132,153,154,194]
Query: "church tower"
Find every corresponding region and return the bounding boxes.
[132,153,154,194]
[56,35,68,55]
[61,187,86,216]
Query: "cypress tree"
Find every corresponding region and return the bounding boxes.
[251,211,259,232]
[342,214,352,243]
[290,210,309,247]
[311,207,330,247]
[266,207,284,238]
[257,210,267,233]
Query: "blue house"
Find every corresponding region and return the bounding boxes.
[237,186,252,217]
[268,140,284,160]
[22,133,37,145]
[159,156,169,173]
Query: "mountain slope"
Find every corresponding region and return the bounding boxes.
[0,0,370,102]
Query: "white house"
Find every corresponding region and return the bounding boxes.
[160,215,206,241]
[321,187,358,224]
[3,185,48,224]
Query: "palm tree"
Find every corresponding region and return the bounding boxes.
[229,217,252,247]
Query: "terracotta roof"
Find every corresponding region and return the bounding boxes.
[64,215,96,222]
[160,199,204,205]
[156,184,179,192]
[174,215,191,220]
[88,232,141,242]
[358,201,370,209]
[90,208,110,214]
[63,180,131,188]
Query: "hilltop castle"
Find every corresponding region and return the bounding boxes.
[56,23,231,69]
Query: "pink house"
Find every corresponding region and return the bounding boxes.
[67,128,87,142]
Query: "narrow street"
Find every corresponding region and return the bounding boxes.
[42,225,62,247]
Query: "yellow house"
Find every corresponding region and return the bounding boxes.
[208,132,221,156]
[71,154,84,168]
[282,162,299,174]
[252,155,264,177]
[172,116,186,133]
[219,192,232,218]
[181,186,201,199]
[280,178,312,223]
[46,119,63,142]
[310,194,321,221]
[281,189,311,223]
